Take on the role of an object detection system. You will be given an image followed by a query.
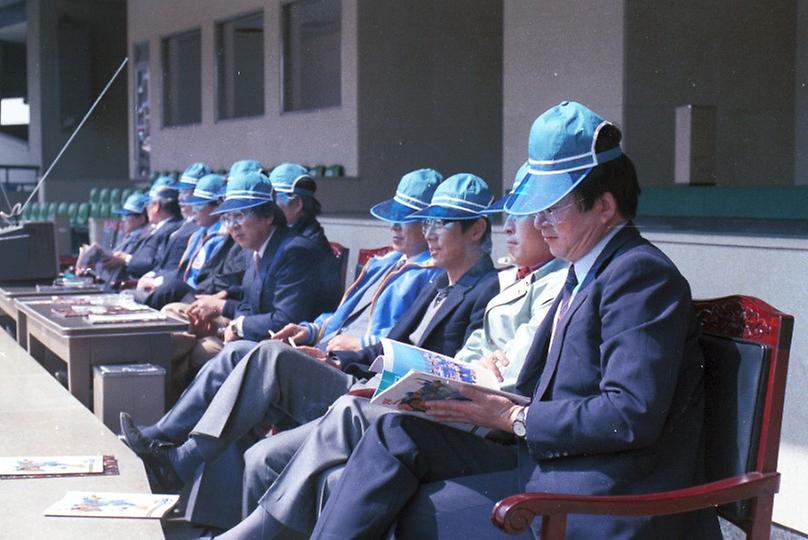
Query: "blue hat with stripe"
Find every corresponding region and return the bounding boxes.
[411,173,493,220]
[484,161,530,214]
[269,163,317,198]
[174,162,213,190]
[183,174,227,206]
[227,159,263,181]
[112,192,149,215]
[211,171,275,214]
[504,101,622,215]
[370,168,444,223]
[149,176,179,201]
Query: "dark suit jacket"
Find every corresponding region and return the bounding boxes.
[511,224,714,539]
[153,217,200,273]
[126,216,183,278]
[221,227,322,341]
[294,216,343,312]
[337,255,500,377]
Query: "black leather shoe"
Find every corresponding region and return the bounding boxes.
[119,412,184,493]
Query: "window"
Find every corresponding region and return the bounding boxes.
[282,0,341,112]
[162,29,201,126]
[0,13,28,141]
[217,11,264,120]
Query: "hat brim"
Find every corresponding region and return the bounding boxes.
[210,198,272,215]
[174,181,198,190]
[410,205,485,220]
[369,199,423,223]
[481,196,507,214]
[112,208,142,216]
[183,195,220,206]
[503,168,591,215]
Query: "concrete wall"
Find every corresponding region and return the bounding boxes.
[502,0,625,192]
[795,1,808,185]
[624,0,796,187]
[353,0,503,208]
[126,0,360,177]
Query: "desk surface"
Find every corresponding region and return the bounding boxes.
[17,295,187,337]
[0,330,165,538]
[0,284,104,298]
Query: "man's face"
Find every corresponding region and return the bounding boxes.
[422,219,474,270]
[504,213,551,268]
[146,199,160,223]
[121,214,146,233]
[276,193,303,225]
[179,189,194,218]
[224,210,273,251]
[533,194,608,262]
[390,222,426,258]
[194,202,219,227]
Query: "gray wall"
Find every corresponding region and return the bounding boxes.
[624,0,796,187]
[795,1,808,185]
[126,0,360,177]
[502,0,625,191]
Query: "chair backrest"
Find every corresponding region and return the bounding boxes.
[98,187,111,204]
[88,187,100,204]
[75,202,90,228]
[355,245,394,280]
[310,164,327,177]
[693,296,793,529]
[109,188,122,207]
[329,242,350,291]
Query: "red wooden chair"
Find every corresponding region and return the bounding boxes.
[354,245,394,281]
[492,295,794,539]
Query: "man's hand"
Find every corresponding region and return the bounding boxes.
[223,323,237,342]
[425,386,522,432]
[478,350,510,383]
[294,345,327,360]
[325,335,361,353]
[100,253,127,270]
[188,295,226,321]
[272,323,310,344]
[137,275,157,292]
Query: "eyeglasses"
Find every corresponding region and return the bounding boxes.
[222,210,254,227]
[421,219,458,234]
[535,199,579,226]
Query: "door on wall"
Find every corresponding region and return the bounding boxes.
[133,41,150,180]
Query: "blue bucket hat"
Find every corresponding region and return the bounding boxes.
[211,171,275,215]
[370,168,444,223]
[112,192,149,215]
[269,163,317,198]
[227,159,263,181]
[174,162,213,190]
[149,176,179,201]
[504,101,623,215]
[411,173,493,220]
[183,174,227,206]
[484,161,530,214]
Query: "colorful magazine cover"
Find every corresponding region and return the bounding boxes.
[0,455,104,476]
[44,492,179,519]
[369,339,528,423]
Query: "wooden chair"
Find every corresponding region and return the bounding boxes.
[355,245,394,281]
[329,242,350,292]
[492,295,794,539]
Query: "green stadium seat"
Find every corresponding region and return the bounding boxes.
[46,202,58,220]
[310,165,326,177]
[57,202,69,216]
[324,164,344,177]
[89,202,102,218]
[21,203,32,221]
[27,202,39,220]
[120,188,133,205]
[98,188,111,205]
[75,202,90,229]
[100,202,112,218]
[109,188,122,207]
[89,187,100,204]
[67,202,79,226]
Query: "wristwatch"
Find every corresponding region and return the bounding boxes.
[512,406,527,438]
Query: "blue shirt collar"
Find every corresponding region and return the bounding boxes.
[570,221,626,293]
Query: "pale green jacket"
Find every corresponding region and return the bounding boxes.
[454,257,568,391]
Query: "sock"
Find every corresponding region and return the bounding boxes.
[168,439,205,483]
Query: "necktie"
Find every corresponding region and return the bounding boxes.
[516,266,532,280]
[556,265,578,321]
[253,251,261,273]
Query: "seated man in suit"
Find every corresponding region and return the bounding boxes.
[120,173,501,529]
[92,192,151,284]
[223,166,569,539]
[135,163,213,290]
[269,163,343,312]
[308,102,721,540]
[102,176,184,281]
[120,167,444,454]
[136,173,233,310]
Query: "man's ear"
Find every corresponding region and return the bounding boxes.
[598,192,618,224]
[470,218,487,242]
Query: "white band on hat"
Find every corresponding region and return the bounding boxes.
[192,189,219,199]
[180,175,200,184]
[394,191,428,210]
[432,194,493,211]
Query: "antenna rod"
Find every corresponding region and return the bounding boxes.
[20,57,129,214]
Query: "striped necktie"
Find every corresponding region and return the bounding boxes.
[556,265,578,321]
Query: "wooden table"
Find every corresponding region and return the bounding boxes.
[0,283,104,345]
[0,330,164,538]
[15,295,187,409]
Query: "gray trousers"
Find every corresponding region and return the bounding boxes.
[243,395,393,535]
[183,341,356,529]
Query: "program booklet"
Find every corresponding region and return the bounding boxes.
[0,455,104,477]
[75,242,113,271]
[44,491,179,519]
[369,339,529,434]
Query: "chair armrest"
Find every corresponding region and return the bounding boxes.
[491,471,779,537]
[347,387,375,399]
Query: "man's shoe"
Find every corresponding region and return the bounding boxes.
[119,412,184,493]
